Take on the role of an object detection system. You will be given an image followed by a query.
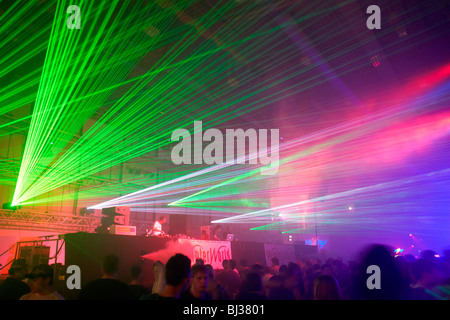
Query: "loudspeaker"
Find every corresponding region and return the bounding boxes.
[169,214,187,235]
[101,207,130,225]
[19,246,50,267]
[96,207,130,233]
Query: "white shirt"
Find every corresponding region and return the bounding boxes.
[20,291,64,300]
[151,221,163,236]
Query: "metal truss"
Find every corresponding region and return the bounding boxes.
[0,209,101,233]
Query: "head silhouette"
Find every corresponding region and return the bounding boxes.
[357,244,404,300]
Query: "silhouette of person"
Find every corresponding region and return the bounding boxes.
[77,254,133,300]
[20,264,64,300]
[0,259,31,300]
[140,253,191,300]
[180,264,212,300]
[313,275,342,300]
[355,244,404,300]
[128,265,150,299]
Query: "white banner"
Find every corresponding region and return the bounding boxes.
[264,243,296,267]
[178,239,232,269]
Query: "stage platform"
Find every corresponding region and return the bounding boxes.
[58,232,317,299]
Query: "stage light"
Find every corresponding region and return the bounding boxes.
[2,202,20,210]
[370,54,381,68]
[15,0,344,206]
[9,0,447,241]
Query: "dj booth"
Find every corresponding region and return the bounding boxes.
[60,232,317,299]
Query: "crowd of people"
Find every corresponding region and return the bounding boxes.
[0,259,63,300]
[0,244,449,300]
